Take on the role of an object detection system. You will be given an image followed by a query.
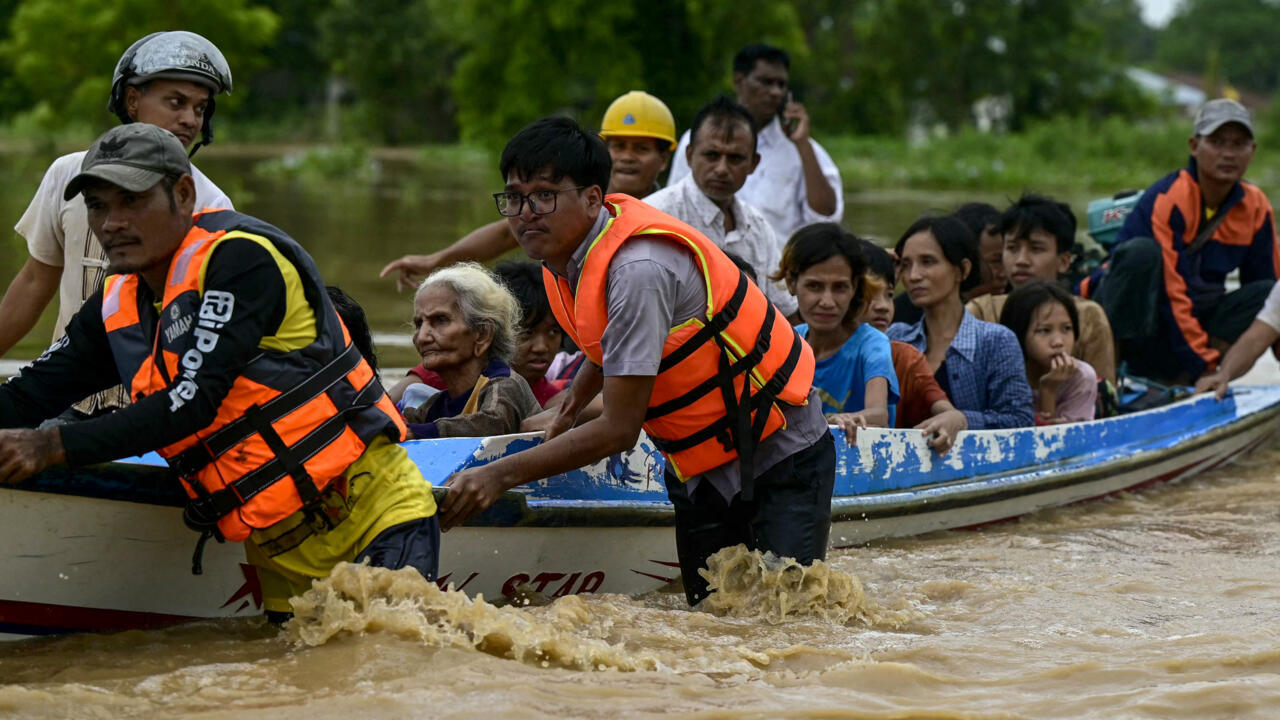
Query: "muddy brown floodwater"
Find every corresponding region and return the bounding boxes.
[3,438,1280,719]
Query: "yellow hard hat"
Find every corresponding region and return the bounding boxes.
[599,91,677,151]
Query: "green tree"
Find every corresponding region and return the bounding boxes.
[1,0,278,134]
[316,0,457,144]
[1157,0,1280,94]
[796,0,1146,136]
[442,0,804,148]
[234,0,333,130]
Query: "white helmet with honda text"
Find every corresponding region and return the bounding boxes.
[107,31,233,156]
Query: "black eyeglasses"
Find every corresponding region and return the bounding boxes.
[493,186,586,216]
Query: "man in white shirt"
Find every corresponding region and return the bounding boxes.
[669,43,843,240]
[0,31,235,416]
[646,96,798,319]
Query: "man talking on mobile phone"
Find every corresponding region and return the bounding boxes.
[669,44,843,240]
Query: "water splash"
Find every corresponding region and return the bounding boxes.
[698,546,919,628]
[286,563,661,671]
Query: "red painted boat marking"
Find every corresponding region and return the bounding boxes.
[630,570,677,583]
[219,563,263,611]
[0,599,198,633]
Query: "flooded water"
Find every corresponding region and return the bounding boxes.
[3,146,1277,718]
[4,440,1280,718]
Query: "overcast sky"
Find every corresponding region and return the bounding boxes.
[1138,0,1180,27]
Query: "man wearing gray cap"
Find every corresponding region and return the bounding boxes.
[0,31,235,418]
[0,124,440,621]
[1081,98,1279,383]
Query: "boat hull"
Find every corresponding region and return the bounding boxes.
[3,387,1278,638]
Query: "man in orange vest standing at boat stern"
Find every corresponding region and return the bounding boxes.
[0,124,438,620]
[440,117,835,606]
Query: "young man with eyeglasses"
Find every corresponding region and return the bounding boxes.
[440,117,835,608]
[1080,99,1280,383]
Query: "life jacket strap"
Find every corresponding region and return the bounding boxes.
[244,403,319,505]
[182,481,226,575]
[647,323,803,492]
[646,296,778,422]
[179,379,382,533]
[169,343,363,477]
[656,272,750,373]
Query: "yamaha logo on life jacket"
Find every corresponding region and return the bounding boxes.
[167,290,234,412]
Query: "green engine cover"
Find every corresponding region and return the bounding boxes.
[1086,190,1143,249]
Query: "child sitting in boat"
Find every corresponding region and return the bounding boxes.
[493,261,571,407]
[889,214,1035,429]
[999,281,1098,424]
[858,240,969,453]
[775,222,898,442]
[400,262,540,438]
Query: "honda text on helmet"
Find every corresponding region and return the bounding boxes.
[108,31,232,156]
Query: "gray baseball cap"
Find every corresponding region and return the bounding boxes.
[64,124,191,201]
[1193,98,1254,138]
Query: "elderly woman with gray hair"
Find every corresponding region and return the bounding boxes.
[398,263,540,439]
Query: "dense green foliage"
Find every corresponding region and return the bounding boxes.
[796,0,1154,135]
[0,0,1206,148]
[1155,0,1280,95]
[1,0,277,137]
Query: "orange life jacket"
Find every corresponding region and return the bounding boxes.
[101,209,405,543]
[543,195,814,480]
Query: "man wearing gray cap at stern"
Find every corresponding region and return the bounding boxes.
[1080,98,1278,385]
[0,31,235,419]
[0,124,441,624]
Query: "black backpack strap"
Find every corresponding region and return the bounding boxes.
[169,343,363,477]
[179,378,383,545]
[1186,207,1230,256]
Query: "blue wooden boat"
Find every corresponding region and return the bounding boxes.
[3,386,1278,639]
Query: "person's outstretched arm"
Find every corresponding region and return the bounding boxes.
[439,373,654,529]
[1194,319,1280,399]
[380,220,516,291]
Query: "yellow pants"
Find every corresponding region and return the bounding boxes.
[244,437,436,614]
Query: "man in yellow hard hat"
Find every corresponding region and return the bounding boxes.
[598,90,676,198]
[380,91,676,291]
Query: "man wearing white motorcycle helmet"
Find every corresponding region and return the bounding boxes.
[0,31,236,418]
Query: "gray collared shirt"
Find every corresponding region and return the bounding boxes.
[550,205,827,500]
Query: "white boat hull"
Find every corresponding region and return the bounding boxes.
[3,387,1278,638]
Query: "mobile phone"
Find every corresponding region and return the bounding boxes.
[778,91,796,137]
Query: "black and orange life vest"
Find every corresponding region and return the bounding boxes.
[101,209,405,543]
[543,195,815,480]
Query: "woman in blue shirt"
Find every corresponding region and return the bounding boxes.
[888,215,1034,429]
[775,223,899,442]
